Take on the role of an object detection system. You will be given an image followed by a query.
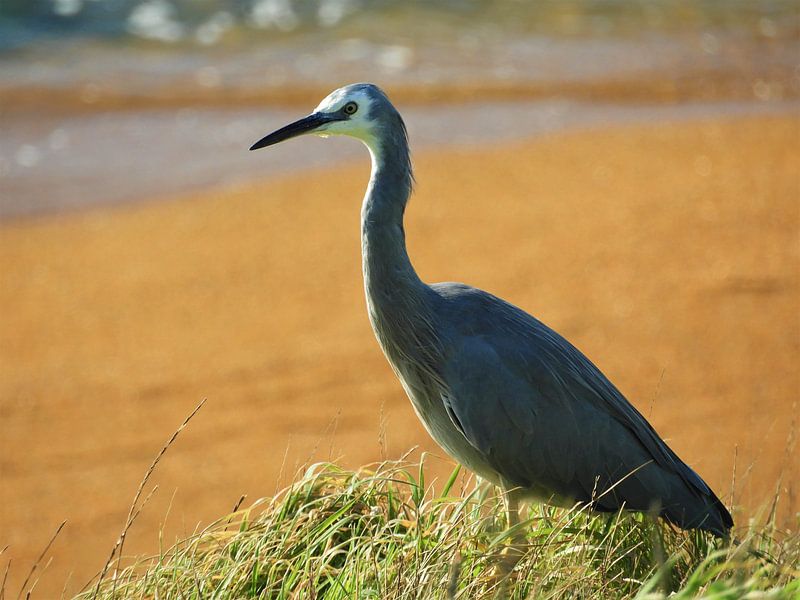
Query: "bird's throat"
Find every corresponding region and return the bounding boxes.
[360,138,429,342]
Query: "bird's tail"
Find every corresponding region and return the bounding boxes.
[662,488,733,538]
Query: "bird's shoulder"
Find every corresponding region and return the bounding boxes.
[429,281,564,354]
[429,282,543,335]
[429,281,601,409]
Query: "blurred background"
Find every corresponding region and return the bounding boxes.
[1,1,798,597]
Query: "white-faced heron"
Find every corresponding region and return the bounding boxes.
[249,83,733,541]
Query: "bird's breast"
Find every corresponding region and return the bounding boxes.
[381,345,502,485]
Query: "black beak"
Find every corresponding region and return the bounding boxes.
[249,113,339,151]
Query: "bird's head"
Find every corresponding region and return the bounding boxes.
[249,83,405,155]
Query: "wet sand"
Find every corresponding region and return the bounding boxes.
[1,113,798,597]
[5,98,798,218]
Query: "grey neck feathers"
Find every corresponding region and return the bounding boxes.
[360,122,434,352]
[359,119,448,391]
[361,123,419,294]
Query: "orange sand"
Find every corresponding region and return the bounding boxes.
[1,114,798,597]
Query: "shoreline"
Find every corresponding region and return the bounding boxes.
[3,25,797,119]
[2,97,798,220]
[4,67,798,116]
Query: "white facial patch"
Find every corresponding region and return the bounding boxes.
[310,86,379,155]
[314,86,372,116]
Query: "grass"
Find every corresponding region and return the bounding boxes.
[77,456,799,600]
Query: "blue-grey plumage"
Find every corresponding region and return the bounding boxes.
[250,82,733,538]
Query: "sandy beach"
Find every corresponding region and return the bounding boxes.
[1,111,798,596]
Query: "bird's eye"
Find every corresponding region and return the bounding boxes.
[343,101,358,115]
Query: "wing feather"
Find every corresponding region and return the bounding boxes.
[431,282,721,516]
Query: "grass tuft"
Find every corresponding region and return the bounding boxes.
[80,458,799,599]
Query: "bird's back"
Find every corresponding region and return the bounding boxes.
[428,282,733,536]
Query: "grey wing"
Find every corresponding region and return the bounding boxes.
[436,303,731,535]
[440,335,676,510]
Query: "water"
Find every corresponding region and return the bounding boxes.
[1,1,798,218]
[2,1,796,100]
[1,0,797,52]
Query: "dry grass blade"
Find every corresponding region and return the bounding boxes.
[1,552,10,600]
[15,521,65,600]
[91,398,206,600]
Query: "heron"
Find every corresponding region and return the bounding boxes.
[249,83,733,546]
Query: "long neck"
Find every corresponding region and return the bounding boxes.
[360,127,446,388]
[361,130,428,332]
